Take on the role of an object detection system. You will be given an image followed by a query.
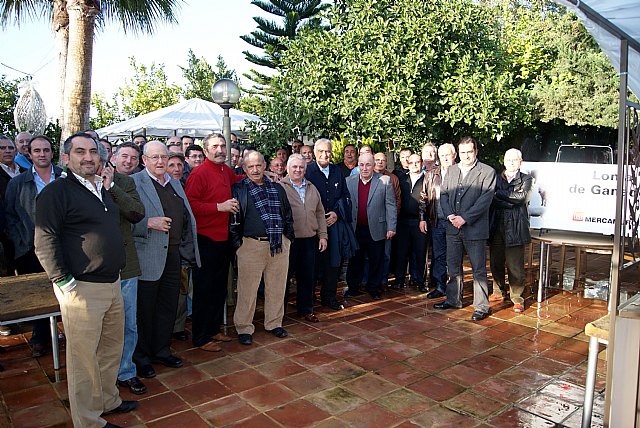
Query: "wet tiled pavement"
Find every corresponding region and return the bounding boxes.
[0,254,612,427]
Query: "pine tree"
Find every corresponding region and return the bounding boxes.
[241,0,329,91]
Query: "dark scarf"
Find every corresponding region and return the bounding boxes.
[245,176,283,255]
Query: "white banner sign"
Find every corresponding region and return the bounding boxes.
[521,162,618,235]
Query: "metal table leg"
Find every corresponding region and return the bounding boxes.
[50,316,60,370]
[582,336,600,428]
[537,241,545,303]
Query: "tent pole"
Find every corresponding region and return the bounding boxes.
[603,37,629,428]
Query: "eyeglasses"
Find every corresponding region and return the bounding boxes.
[0,145,15,151]
[167,143,181,148]
[188,154,204,159]
[146,155,169,162]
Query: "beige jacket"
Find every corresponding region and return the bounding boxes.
[281,176,328,240]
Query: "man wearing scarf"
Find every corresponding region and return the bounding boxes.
[230,151,295,346]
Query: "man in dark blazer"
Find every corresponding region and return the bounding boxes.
[131,141,200,378]
[344,153,397,300]
[394,154,428,291]
[305,138,352,310]
[5,135,62,357]
[435,136,496,321]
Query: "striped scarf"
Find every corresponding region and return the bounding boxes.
[245,176,283,255]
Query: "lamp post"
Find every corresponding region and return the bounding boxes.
[211,79,241,167]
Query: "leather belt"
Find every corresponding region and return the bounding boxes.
[247,236,269,242]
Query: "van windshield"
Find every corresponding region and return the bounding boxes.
[555,145,613,164]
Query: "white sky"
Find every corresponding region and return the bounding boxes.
[0,0,271,118]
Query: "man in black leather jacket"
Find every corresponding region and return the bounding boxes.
[230,151,294,346]
[488,148,532,313]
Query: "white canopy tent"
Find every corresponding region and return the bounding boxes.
[555,2,640,427]
[96,98,261,139]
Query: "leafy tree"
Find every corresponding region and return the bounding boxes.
[241,0,329,90]
[529,11,620,128]
[117,57,181,118]
[250,0,531,157]
[0,75,19,136]
[180,49,239,101]
[89,92,124,129]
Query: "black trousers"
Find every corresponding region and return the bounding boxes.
[316,244,340,303]
[134,248,181,366]
[394,219,427,286]
[191,236,231,347]
[287,236,318,315]
[347,225,385,295]
[15,250,50,345]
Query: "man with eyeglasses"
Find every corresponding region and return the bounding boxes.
[184,144,205,182]
[0,135,25,277]
[131,141,200,378]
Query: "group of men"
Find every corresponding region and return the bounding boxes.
[0,129,532,428]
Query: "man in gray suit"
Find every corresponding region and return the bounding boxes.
[344,153,397,300]
[131,141,200,378]
[435,136,496,321]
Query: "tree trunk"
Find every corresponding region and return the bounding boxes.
[61,0,99,144]
[52,0,69,147]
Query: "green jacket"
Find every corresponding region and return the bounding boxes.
[112,172,145,279]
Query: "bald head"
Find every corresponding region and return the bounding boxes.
[358,152,375,181]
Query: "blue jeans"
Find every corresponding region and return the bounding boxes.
[118,277,138,381]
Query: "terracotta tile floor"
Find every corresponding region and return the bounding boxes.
[0,251,616,427]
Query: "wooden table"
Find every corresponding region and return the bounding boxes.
[0,272,61,370]
[531,230,614,303]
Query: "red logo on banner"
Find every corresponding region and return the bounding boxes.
[573,212,584,221]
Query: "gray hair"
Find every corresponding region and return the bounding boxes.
[438,143,456,156]
[168,152,185,162]
[62,132,99,155]
[143,140,169,156]
[243,150,265,164]
[287,153,306,169]
[202,133,226,150]
[505,148,522,160]
[314,138,332,151]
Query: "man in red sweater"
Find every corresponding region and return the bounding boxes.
[185,133,242,352]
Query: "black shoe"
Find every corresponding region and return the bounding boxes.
[418,285,428,293]
[321,299,344,311]
[172,331,189,341]
[427,289,445,299]
[151,355,182,368]
[137,364,156,379]
[433,301,461,310]
[238,334,253,345]
[31,343,47,358]
[117,377,147,395]
[390,283,403,290]
[471,311,490,321]
[102,400,138,415]
[104,423,123,428]
[268,327,288,338]
[370,293,383,301]
[343,288,363,297]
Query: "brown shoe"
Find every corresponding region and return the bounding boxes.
[211,333,232,342]
[199,341,222,352]
[513,303,524,313]
[488,294,505,302]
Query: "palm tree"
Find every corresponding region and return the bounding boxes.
[0,0,182,144]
